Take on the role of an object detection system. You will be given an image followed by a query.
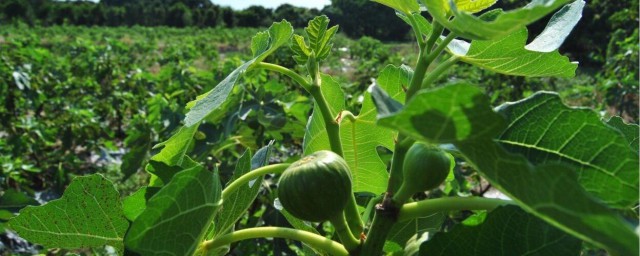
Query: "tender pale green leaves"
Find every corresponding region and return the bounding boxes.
[125,165,223,255]
[185,20,293,127]
[215,143,272,237]
[372,0,420,15]
[376,83,639,255]
[303,74,389,194]
[450,0,497,13]
[496,93,639,208]
[449,29,577,77]
[9,174,128,253]
[606,116,639,153]
[525,0,585,52]
[420,205,581,255]
[423,0,571,40]
[378,83,505,143]
[291,15,338,64]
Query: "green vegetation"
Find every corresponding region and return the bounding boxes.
[0,0,638,255]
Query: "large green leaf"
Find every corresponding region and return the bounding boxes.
[215,143,272,237]
[378,83,505,143]
[420,205,581,255]
[376,84,639,255]
[606,116,639,153]
[9,174,128,253]
[448,29,577,77]
[304,66,410,194]
[184,20,293,127]
[125,165,223,255]
[525,0,585,52]
[496,92,639,209]
[456,141,638,255]
[422,0,571,40]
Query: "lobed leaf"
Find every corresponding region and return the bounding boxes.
[125,165,223,255]
[420,205,581,255]
[422,0,571,40]
[376,83,639,255]
[378,83,505,143]
[184,20,293,127]
[496,92,639,208]
[448,28,578,77]
[9,174,128,253]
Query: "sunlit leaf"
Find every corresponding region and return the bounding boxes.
[525,0,585,52]
[125,165,223,255]
[378,83,505,143]
[9,175,128,253]
[184,20,293,127]
[449,29,577,77]
[423,0,571,40]
[377,84,639,255]
[496,92,639,208]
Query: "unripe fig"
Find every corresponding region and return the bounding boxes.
[393,143,453,203]
[277,150,352,222]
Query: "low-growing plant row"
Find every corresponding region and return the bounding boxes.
[2,0,639,255]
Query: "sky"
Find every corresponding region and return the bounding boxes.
[211,0,331,10]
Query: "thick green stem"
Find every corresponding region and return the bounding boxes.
[386,141,410,195]
[398,197,515,222]
[221,163,290,200]
[254,62,312,92]
[345,193,364,237]
[425,22,444,55]
[329,213,362,253]
[360,203,398,255]
[424,32,457,66]
[309,83,344,156]
[421,56,459,89]
[200,227,349,256]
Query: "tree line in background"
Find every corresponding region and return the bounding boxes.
[1,0,638,68]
